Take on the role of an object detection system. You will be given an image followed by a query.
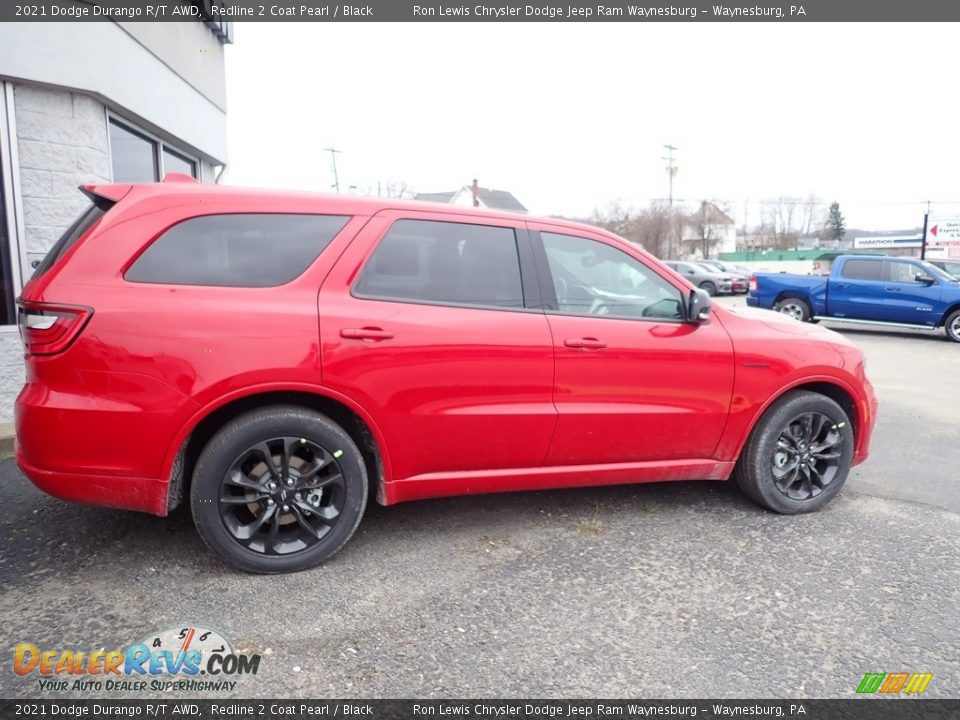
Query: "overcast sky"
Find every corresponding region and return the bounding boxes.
[222,23,960,231]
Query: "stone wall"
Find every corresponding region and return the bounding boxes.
[0,84,111,423]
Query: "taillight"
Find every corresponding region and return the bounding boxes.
[17,302,93,356]
[749,275,758,292]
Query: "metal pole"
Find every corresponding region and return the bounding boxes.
[662,144,677,207]
[920,201,930,260]
[323,147,341,193]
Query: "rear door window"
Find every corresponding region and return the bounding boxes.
[840,259,883,281]
[353,219,525,309]
[126,214,349,287]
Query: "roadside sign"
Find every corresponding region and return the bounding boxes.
[926,218,960,248]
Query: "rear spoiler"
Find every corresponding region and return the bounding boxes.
[80,183,132,210]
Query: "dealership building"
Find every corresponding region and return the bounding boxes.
[0,20,232,421]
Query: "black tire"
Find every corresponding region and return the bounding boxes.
[772,297,811,322]
[734,391,853,514]
[945,309,960,343]
[191,406,368,574]
[699,281,717,296]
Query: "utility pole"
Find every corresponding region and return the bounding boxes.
[662,144,678,207]
[920,200,931,260]
[323,147,341,193]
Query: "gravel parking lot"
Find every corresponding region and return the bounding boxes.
[1,297,957,699]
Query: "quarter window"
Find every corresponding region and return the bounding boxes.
[541,232,683,320]
[125,214,349,287]
[840,259,883,281]
[354,219,525,309]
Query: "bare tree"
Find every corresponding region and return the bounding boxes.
[759,195,824,250]
[590,201,681,259]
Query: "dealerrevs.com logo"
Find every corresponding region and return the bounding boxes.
[14,626,261,693]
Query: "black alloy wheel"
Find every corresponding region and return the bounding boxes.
[192,406,367,573]
[734,390,853,514]
[770,412,843,501]
[219,437,345,556]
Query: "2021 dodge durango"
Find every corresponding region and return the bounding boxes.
[16,177,878,573]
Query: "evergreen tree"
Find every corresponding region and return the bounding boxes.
[825,202,846,242]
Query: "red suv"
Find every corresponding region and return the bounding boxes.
[16,178,877,573]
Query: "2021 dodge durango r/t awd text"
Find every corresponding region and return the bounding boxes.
[16,177,878,573]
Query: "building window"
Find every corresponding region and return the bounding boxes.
[108,117,199,182]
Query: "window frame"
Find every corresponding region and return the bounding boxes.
[884,259,937,285]
[106,112,202,182]
[529,228,688,324]
[0,82,28,330]
[350,216,543,314]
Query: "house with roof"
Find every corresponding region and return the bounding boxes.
[680,200,737,257]
[415,179,527,214]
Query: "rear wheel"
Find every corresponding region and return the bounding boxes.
[191,406,368,573]
[699,281,717,296]
[772,297,811,322]
[945,309,960,343]
[734,391,853,514]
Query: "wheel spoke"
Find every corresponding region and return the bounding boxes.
[220,493,265,505]
[254,441,281,483]
[234,504,277,543]
[224,469,262,491]
[290,503,326,538]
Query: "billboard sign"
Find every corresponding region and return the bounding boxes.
[926,219,960,248]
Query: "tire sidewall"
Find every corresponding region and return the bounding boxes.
[774,298,810,322]
[739,392,853,514]
[191,408,368,573]
[946,310,960,343]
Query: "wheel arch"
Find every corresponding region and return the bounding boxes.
[163,387,389,514]
[773,291,812,307]
[937,302,960,328]
[730,378,863,468]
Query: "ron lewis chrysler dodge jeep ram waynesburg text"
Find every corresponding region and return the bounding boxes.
[16,177,877,573]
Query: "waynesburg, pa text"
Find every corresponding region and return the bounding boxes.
[410,4,805,19]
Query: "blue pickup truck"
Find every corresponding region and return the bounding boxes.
[746,254,960,343]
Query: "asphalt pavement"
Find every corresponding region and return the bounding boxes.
[1,297,957,699]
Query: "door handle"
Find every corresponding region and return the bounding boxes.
[564,337,607,350]
[884,287,901,292]
[834,282,850,289]
[340,327,395,342]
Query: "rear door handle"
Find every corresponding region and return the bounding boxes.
[564,337,607,350]
[340,327,395,342]
[885,287,901,292]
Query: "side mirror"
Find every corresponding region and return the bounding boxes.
[686,288,712,324]
[915,273,935,285]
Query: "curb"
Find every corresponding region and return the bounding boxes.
[0,422,14,456]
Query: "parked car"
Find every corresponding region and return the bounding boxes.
[928,259,960,279]
[17,178,877,573]
[662,260,733,295]
[747,254,960,342]
[699,259,751,293]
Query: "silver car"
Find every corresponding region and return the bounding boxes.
[663,260,733,296]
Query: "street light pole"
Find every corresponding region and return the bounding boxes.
[323,147,342,193]
[662,144,678,207]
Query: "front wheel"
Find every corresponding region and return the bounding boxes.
[699,281,717,296]
[734,391,853,514]
[945,309,960,343]
[191,406,368,574]
[773,297,811,322]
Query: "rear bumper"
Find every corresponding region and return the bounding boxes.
[746,294,760,307]
[16,444,168,515]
